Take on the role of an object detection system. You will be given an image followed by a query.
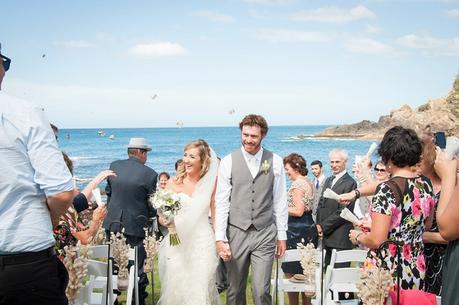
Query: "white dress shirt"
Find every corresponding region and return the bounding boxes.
[331,170,346,188]
[314,174,325,189]
[215,147,288,241]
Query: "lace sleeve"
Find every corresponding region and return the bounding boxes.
[290,179,314,211]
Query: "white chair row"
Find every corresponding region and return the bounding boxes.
[74,244,139,305]
[272,247,367,305]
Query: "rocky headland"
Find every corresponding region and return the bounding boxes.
[302,75,459,140]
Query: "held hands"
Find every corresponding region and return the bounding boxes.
[216,241,232,262]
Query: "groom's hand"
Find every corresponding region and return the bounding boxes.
[275,240,286,258]
[216,241,232,262]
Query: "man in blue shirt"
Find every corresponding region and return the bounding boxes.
[0,44,75,305]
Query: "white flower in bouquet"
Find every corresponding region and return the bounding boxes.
[150,189,182,246]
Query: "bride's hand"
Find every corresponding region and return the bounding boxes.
[158,215,171,227]
[216,241,232,262]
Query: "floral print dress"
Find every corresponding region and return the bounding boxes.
[370,176,435,290]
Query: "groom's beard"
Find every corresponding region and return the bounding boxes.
[242,140,262,155]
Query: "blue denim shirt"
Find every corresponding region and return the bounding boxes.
[0,92,73,252]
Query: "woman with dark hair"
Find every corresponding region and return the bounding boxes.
[158,171,170,190]
[348,126,435,290]
[282,153,315,305]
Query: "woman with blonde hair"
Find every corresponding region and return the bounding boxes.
[157,139,219,305]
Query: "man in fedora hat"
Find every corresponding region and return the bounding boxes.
[104,137,158,305]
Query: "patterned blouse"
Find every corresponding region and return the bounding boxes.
[287,178,315,211]
[370,176,435,290]
[53,205,88,259]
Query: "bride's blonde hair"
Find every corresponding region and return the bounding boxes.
[175,139,211,184]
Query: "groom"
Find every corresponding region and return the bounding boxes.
[215,114,288,305]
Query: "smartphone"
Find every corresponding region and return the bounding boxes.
[434,132,446,149]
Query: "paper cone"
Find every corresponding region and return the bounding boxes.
[92,188,104,206]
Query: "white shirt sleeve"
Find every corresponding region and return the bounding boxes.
[215,154,232,241]
[272,154,288,240]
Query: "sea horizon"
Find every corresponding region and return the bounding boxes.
[59,125,377,188]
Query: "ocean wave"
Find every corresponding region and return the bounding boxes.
[70,156,101,161]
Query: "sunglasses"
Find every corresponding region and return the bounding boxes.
[1,54,11,72]
[374,167,386,173]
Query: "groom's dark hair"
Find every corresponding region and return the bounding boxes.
[239,114,269,136]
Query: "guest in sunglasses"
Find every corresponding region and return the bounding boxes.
[374,161,390,182]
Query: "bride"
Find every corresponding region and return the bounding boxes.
[157,139,220,305]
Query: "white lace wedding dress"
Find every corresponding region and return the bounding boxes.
[158,151,220,305]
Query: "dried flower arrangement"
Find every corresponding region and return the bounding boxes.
[63,242,90,305]
[356,252,394,305]
[143,228,161,273]
[91,224,106,245]
[297,242,317,297]
[110,231,130,291]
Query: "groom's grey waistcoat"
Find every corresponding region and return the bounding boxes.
[228,149,275,231]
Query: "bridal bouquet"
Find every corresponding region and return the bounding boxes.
[150,189,182,246]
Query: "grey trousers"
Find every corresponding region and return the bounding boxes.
[226,223,277,305]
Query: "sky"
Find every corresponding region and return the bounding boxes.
[1,0,458,128]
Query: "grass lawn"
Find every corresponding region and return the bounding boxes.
[116,257,292,305]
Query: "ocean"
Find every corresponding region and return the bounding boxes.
[59,126,377,187]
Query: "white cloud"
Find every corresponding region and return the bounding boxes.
[397,34,459,56]
[258,29,331,43]
[53,40,95,49]
[129,42,188,57]
[446,9,459,19]
[243,0,294,5]
[345,37,393,54]
[192,10,235,23]
[292,5,376,23]
[365,25,383,34]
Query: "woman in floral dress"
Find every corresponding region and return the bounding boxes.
[349,126,435,289]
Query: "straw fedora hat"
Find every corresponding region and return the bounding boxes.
[127,138,152,151]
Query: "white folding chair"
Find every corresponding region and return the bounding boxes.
[125,246,139,305]
[75,244,118,305]
[324,249,367,304]
[272,249,324,305]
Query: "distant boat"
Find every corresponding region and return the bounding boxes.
[98,131,106,137]
[109,134,115,140]
[176,121,184,128]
